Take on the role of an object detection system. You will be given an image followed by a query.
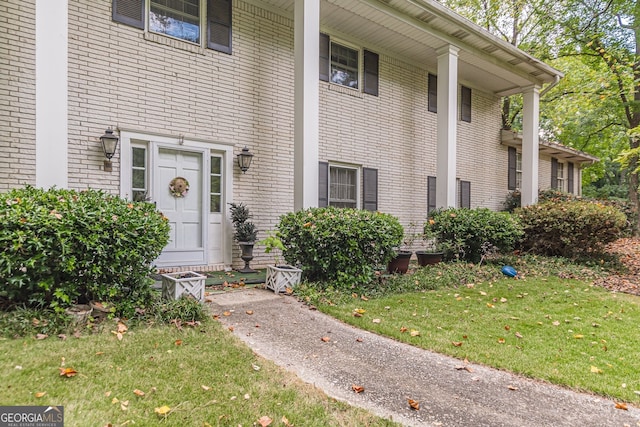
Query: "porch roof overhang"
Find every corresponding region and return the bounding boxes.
[260,0,563,96]
[501,129,599,165]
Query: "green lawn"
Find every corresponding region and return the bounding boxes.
[316,276,640,403]
[0,318,398,427]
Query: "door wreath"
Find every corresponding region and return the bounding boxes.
[169,177,190,198]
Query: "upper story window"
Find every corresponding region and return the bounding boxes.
[319,33,379,96]
[331,42,359,89]
[112,0,232,54]
[150,0,200,44]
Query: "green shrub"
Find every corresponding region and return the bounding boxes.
[0,186,170,316]
[516,200,627,257]
[503,189,637,234]
[276,207,403,288]
[426,208,523,263]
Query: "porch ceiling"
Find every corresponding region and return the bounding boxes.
[259,0,563,96]
[501,130,599,165]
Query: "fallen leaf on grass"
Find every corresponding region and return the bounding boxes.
[352,384,365,393]
[175,340,183,346]
[400,326,408,333]
[155,405,171,416]
[35,392,46,398]
[281,415,293,426]
[515,332,523,339]
[410,330,420,337]
[590,366,603,374]
[372,318,381,324]
[615,402,628,410]
[36,334,48,340]
[258,415,272,426]
[497,338,506,344]
[251,364,261,371]
[228,326,234,332]
[58,367,78,378]
[133,389,145,397]
[452,341,463,347]
[407,398,420,410]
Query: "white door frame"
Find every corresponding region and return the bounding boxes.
[119,129,235,269]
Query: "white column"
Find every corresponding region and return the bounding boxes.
[293,0,320,210]
[35,0,68,188]
[436,45,459,208]
[521,85,540,206]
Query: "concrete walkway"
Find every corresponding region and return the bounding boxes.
[208,289,640,427]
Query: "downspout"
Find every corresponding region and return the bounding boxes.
[539,74,561,97]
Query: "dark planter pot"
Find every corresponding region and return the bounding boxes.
[238,242,257,273]
[387,250,412,274]
[416,251,443,266]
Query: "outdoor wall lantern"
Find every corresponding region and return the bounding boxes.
[100,127,119,172]
[237,146,254,173]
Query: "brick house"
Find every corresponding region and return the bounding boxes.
[1,0,597,271]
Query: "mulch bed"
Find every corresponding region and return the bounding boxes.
[594,237,640,296]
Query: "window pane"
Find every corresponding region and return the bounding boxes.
[210,195,221,213]
[150,0,200,43]
[210,175,220,193]
[132,190,147,202]
[331,43,359,89]
[132,147,146,167]
[132,169,146,189]
[211,156,221,174]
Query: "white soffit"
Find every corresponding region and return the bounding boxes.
[259,0,562,95]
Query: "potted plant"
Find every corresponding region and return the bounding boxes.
[229,202,258,273]
[259,231,302,293]
[387,223,417,274]
[415,219,443,266]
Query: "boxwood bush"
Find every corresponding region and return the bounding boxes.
[0,187,170,316]
[276,207,403,288]
[516,200,627,257]
[426,208,523,263]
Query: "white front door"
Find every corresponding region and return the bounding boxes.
[154,147,206,266]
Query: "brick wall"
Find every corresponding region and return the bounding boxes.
[0,0,36,191]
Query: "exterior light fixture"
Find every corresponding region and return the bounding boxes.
[100,128,119,172]
[237,146,253,173]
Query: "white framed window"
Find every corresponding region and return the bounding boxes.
[330,41,359,89]
[329,164,360,208]
[131,144,148,201]
[150,0,201,44]
[113,0,232,54]
[209,155,223,213]
[556,162,565,191]
[516,152,522,190]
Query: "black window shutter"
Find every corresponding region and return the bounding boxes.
[319,33,330,82]
[461,86,472,122]
[460,180,471,208]
[428,74,437,113]
[318,162,329,207]
[551,158,558,189]
[208,0,232,54]
[362,168,378,211]
[363,50,379,96]
[508,147,517,190]
[568,162,574,194]
[112,0,144,29]
[427,176,437,214]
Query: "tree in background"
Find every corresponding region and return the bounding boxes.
[442,0,639,226]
